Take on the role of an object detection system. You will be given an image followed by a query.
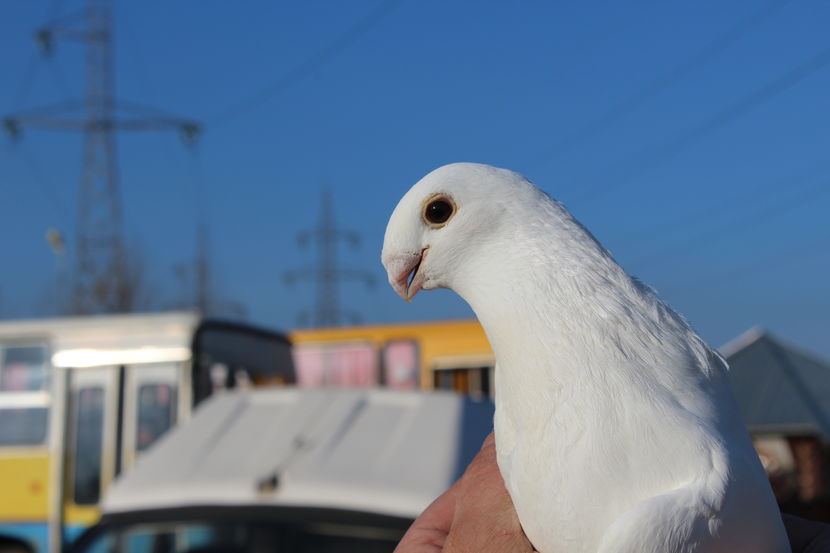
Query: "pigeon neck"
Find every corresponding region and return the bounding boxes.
[452,216,649,389]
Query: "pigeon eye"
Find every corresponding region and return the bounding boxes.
[423,196,455,226]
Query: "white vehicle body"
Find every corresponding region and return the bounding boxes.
[70,388,495,553]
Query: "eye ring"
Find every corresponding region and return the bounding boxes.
[422,194,456,227]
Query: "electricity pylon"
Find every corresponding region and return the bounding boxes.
[3,0,199,314]
[284,188,374,327]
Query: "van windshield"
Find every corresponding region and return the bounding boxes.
[72,513,406,553]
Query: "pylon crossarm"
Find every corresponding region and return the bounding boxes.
[284,268,317,284]
[3,116,198,133]
[117,98,194,119]
[2,116,88,131]
[36,9,89,34]
[338,269,375,288]
[3,100,87,119]
[2,119,21,140]
[44,28,92,43]
[115,118,199,132]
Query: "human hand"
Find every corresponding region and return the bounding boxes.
[394,432,537,553]
[396,433,830,553]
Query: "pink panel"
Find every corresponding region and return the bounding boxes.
[328,345,376,387]
[292,347,325,388]
[383,341,418,389]
[293,344,377,388]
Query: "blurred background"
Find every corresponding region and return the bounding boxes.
[1,0,829,552]
[0,0,827,353]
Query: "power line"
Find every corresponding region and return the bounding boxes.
[575,42,830,204]
[669,234,830,289]
[209,0,404,127]
[527,0,796,166]
[628,176,830,268]
[619,159,830,245]
[552,0,661,68]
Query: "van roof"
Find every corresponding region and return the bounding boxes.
[103,388,495,519]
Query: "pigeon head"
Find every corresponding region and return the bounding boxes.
[381,162,544,301]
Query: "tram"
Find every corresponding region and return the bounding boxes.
[0,312,294,553]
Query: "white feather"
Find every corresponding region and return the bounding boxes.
[382,163,790,553]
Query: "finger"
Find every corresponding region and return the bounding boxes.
[443,477,535,553]
[394,481,460,553]
[443,433,537,553]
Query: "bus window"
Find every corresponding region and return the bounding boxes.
[0,344,49,392]
[0,344,50,447]
[382,340,419,389]
[433,367,492,399]
[136,384,177,452]
[0,407,48,447]
[192,322,294,405]
[73,387,105,505]
[293,343,377,387]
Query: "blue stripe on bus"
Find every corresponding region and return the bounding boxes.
[0,523,88,553]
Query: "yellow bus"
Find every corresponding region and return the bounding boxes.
[0,312,294,553]
[290,319,495,398]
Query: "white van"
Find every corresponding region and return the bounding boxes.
[65,388,495,553]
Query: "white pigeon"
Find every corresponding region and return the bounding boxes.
[381,163,790,553]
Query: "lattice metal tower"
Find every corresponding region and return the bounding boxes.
[3,0,199,314]
[75,0,123,313]
[284,188,374,327]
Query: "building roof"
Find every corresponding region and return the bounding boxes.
[722,327,830,438]
[103,388,494,519]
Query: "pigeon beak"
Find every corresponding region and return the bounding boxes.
[383,249,427,302]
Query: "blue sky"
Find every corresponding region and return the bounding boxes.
[1,0,828,358]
